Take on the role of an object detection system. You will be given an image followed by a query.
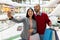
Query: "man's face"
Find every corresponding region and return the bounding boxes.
[34,4,40,13]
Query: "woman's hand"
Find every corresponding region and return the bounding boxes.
[28,29,34,35]
[7,11,13,18]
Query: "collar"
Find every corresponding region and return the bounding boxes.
[35,12,42,16]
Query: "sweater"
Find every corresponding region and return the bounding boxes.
[35,12,50,34]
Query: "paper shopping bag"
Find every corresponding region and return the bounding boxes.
[43,29,52,40]
[53,29,59,40]
[52,31,56,40]
[51,29,59,40]
[55,30,59,40]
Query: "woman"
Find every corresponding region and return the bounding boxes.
[7,8,37,40]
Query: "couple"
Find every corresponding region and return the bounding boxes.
[7,4,51,40]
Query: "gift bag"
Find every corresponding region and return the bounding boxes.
[30,33,40,40]
[55,31,59,40]
[50,29,59,40]
[52,31,56,40]
[43,29,52,40]
[44,28,59,40]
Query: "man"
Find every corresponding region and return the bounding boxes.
[34,4,52,40]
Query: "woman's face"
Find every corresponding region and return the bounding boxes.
[28,9,33,17]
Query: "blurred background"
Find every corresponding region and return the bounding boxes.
[0,0,60,40]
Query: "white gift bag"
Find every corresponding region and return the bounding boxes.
[52,31,56,40]
[52,29,59,40]
[30,33,40,40]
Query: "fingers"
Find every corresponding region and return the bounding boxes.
[28,29,34,35]
[7,11,12,18]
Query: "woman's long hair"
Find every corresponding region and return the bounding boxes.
[26,8,35,20]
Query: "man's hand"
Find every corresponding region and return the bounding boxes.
[49,22,52,27]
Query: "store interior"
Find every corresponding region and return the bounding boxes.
[0,0,60,40]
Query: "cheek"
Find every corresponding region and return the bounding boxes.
[28,13,30,15]
[37,7,40,9]
[31,12,33,15]
[28,13,31,16]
